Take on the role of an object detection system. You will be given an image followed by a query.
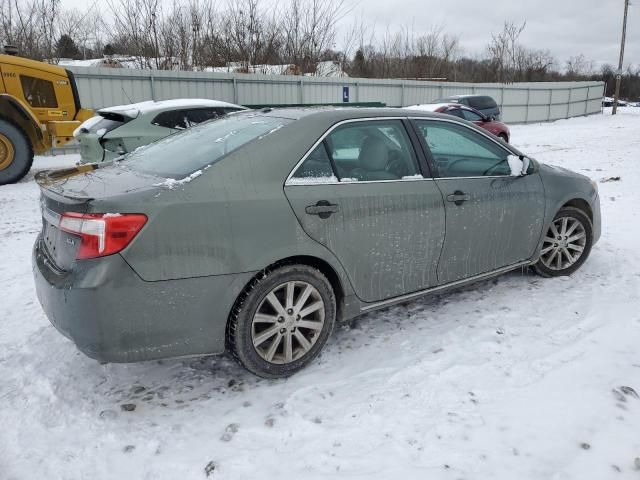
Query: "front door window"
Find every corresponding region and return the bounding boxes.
[415,120,511,177]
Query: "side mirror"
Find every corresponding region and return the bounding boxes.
[507,155,530,177]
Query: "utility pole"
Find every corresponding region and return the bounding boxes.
[613,0,630,115]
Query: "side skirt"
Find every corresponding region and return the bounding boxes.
[359,260,533,313]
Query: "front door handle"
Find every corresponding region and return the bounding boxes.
[305,200,340,219]
[446,190,471,206]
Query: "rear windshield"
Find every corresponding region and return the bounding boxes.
[87,116,127,136]
[467,96,498,110]
[124,113,291,177]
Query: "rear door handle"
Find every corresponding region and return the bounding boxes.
[446,191,471,206]
[305,200,340,219]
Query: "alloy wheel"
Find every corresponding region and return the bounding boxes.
[540,216,587,271]
[251,281,325,364]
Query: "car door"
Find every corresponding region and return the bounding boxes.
[411,119,545,284]
[284,118,446,303]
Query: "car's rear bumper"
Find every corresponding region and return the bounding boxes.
[32,235,255,363]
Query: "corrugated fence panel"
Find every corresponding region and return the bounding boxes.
[66,66,605,124]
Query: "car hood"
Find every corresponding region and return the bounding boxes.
[35,162,165,201]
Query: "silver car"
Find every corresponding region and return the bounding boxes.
[74,99,246,163]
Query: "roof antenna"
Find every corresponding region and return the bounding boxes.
[121,86,133,105]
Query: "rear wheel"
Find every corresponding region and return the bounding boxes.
[532,207,593,277]
[226,265,336,378]
[498,133,509,143]
[0,119,33,185]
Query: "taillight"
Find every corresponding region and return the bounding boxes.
[59,213,147,259]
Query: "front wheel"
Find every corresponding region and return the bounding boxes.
[226,265,336,378]
[532,207,593,277]
[0,119,33,185]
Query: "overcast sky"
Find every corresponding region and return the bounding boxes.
[60,0,639,69]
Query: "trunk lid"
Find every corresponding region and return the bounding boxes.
[36,163,163,271]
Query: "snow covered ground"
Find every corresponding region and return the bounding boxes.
[1,109,640,479]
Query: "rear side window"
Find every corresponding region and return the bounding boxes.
[183,108,225,126]
[126,113,291,177]
[20,75,57,108]
[152,110,189,129]
[152,108,231,129]
[290,120,421,183]
[328,120,420,181]
[467,96,497,110]
[290,144,336,183]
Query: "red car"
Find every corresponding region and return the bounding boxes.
[406,103,510,142]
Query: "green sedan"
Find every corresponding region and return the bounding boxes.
[33,108,601,378]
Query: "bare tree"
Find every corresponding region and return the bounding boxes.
[487,21,526,83]
[566,54,594,79]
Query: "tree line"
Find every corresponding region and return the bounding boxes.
[1,0,638,99]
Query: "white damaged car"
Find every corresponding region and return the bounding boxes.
[74,99,246,164]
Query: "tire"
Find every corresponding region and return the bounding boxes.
[226,264,336,378]
[498,133,509,143]
[0,118,34,185]
[532,206,593,277]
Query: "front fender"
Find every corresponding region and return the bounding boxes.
[535,163,601,258]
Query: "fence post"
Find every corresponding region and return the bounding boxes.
[299,78,304,104]
[566,88,572,119]
[355,81,360,102]
[547,89,552,121]
[500,85,505,117]
[400,81,405,107]
[584,86,590,115]
[232,77,238,104]
[149,73,156,101]
[525,87,530,123]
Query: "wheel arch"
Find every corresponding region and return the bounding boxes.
[561,198,593,222]
[230,254,350,328]
[259,255,345,309]
[0,94,46,153]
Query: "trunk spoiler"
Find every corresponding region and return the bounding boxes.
[34,164,98,202]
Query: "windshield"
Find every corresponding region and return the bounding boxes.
[124,113,291,178]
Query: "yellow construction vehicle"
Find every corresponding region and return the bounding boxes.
[0,46,94,184]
